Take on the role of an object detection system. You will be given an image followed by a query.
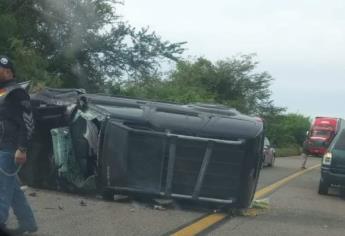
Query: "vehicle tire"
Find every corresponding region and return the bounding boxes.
[318,179,329,195]
[101,189,114,201]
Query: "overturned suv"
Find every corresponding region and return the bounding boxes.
[20,86,265,209]
[319,119,345,195]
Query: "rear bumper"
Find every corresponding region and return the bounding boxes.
[308,147,326,156]
[321,167,345,186]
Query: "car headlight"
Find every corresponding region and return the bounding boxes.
[322,152,332,165]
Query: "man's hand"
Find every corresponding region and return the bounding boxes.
[15,149,27,165]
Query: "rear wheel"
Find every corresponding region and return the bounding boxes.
[318,179,329,195]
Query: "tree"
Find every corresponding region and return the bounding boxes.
[120,55,283,115]
[172,55,281,115]
[119,55,313,149]
[0,0,185,91]
[265,113,311,147]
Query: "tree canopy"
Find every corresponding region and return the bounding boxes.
[264,113,311,147]
[119,55,310,148]
[0,0,185,91]
[0,0,310,150]
[121,55,283,115]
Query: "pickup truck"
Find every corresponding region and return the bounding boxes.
[20,86,265,208]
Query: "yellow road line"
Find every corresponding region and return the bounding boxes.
[254,163,321,199]
[171,164,321,236]
[171,213,227,236]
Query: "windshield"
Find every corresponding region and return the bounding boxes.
[311,130,331,137]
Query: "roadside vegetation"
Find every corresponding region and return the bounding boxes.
[0,0,310,152]
[275,145,301,157]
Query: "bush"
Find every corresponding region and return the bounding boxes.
[275,145,301,157]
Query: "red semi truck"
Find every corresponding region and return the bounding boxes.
[305,117,341,156]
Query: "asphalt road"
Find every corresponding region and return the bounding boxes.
[7,156,345,236]
[209,158,345,236]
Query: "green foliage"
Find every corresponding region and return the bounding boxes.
[275,145,301,157]
[119,55,282,115]
[0,0,185,91]
[10,39,61,87]
[265,113,311,148]
[117,55,309,150]
[0,8,59,88]
[0,1,309,151]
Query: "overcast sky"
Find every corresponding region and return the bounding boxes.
[119,0,345,118]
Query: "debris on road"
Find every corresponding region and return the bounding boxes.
[153,198,173,205]
[28,192,37,197]
[153,198,175,210]
[233,198,270,217]
[114,194,131,202]
[79,200,87,206]
[251,198,270,209]
[20,185,28,191]
[153,205,166,211]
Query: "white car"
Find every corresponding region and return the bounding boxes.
[263,137,276,167]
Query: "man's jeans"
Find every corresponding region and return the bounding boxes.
[301,152,308,168]
[0,150,37,230]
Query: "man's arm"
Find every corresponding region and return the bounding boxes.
[17,97,35,151]
[8,89,34,164]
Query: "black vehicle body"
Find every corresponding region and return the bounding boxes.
[319,118,345,195]
[21,87,264,208]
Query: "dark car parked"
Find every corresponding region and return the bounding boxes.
[319,119,345,195]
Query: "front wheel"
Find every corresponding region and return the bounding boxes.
[318,179,329,195]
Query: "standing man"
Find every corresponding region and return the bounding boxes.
[0,55,38,234]
[301,140,309,169]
